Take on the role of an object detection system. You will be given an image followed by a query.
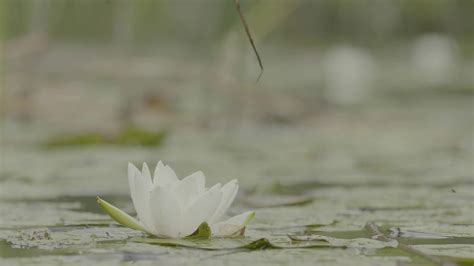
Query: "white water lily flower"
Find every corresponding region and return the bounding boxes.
[97,161,255,238]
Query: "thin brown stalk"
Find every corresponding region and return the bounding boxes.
[235,0,264,82]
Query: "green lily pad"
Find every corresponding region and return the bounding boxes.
[242,194,314,208]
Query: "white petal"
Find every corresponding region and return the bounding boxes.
[173,171,206,208]
[133,166,153,229]
[128,163,148,224]
[208,179,239,224]
[153,161,179,187]
[128,163,138,208]
[180,183,223,237]
[141,162,153,187]
[210,211,255,237]
[149,186,182,238]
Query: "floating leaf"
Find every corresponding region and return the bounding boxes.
[242,195,313,208]
[239,238,278,250]
[288,234,330,243]
[131,236,346,251]
[130,237,274,250]
[130,237,223,250]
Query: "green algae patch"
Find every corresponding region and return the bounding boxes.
[44,128,166,148]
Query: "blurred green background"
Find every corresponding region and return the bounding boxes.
[1,0,473,136]
[0,1,473,264]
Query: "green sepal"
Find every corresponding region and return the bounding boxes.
[96,196,151,234]
[185,222,211,239]
[242,211,255,227]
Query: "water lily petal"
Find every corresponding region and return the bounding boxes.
[208,179,239,224]
[133,165,153,229]
[150,186,182,238]
[180,183,223,237]
[128,163,150,226]
[141,162,153,186]
[173,171,206,208]
[210,211,255,237]
[128,162,138,208]
[153,161,179,187]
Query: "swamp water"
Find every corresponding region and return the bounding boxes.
[0,96,473,266]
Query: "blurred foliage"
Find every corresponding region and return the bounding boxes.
[2,0,473,45]
[115,127,166,146]
[45,133,105,148]
[44,127,166,148]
